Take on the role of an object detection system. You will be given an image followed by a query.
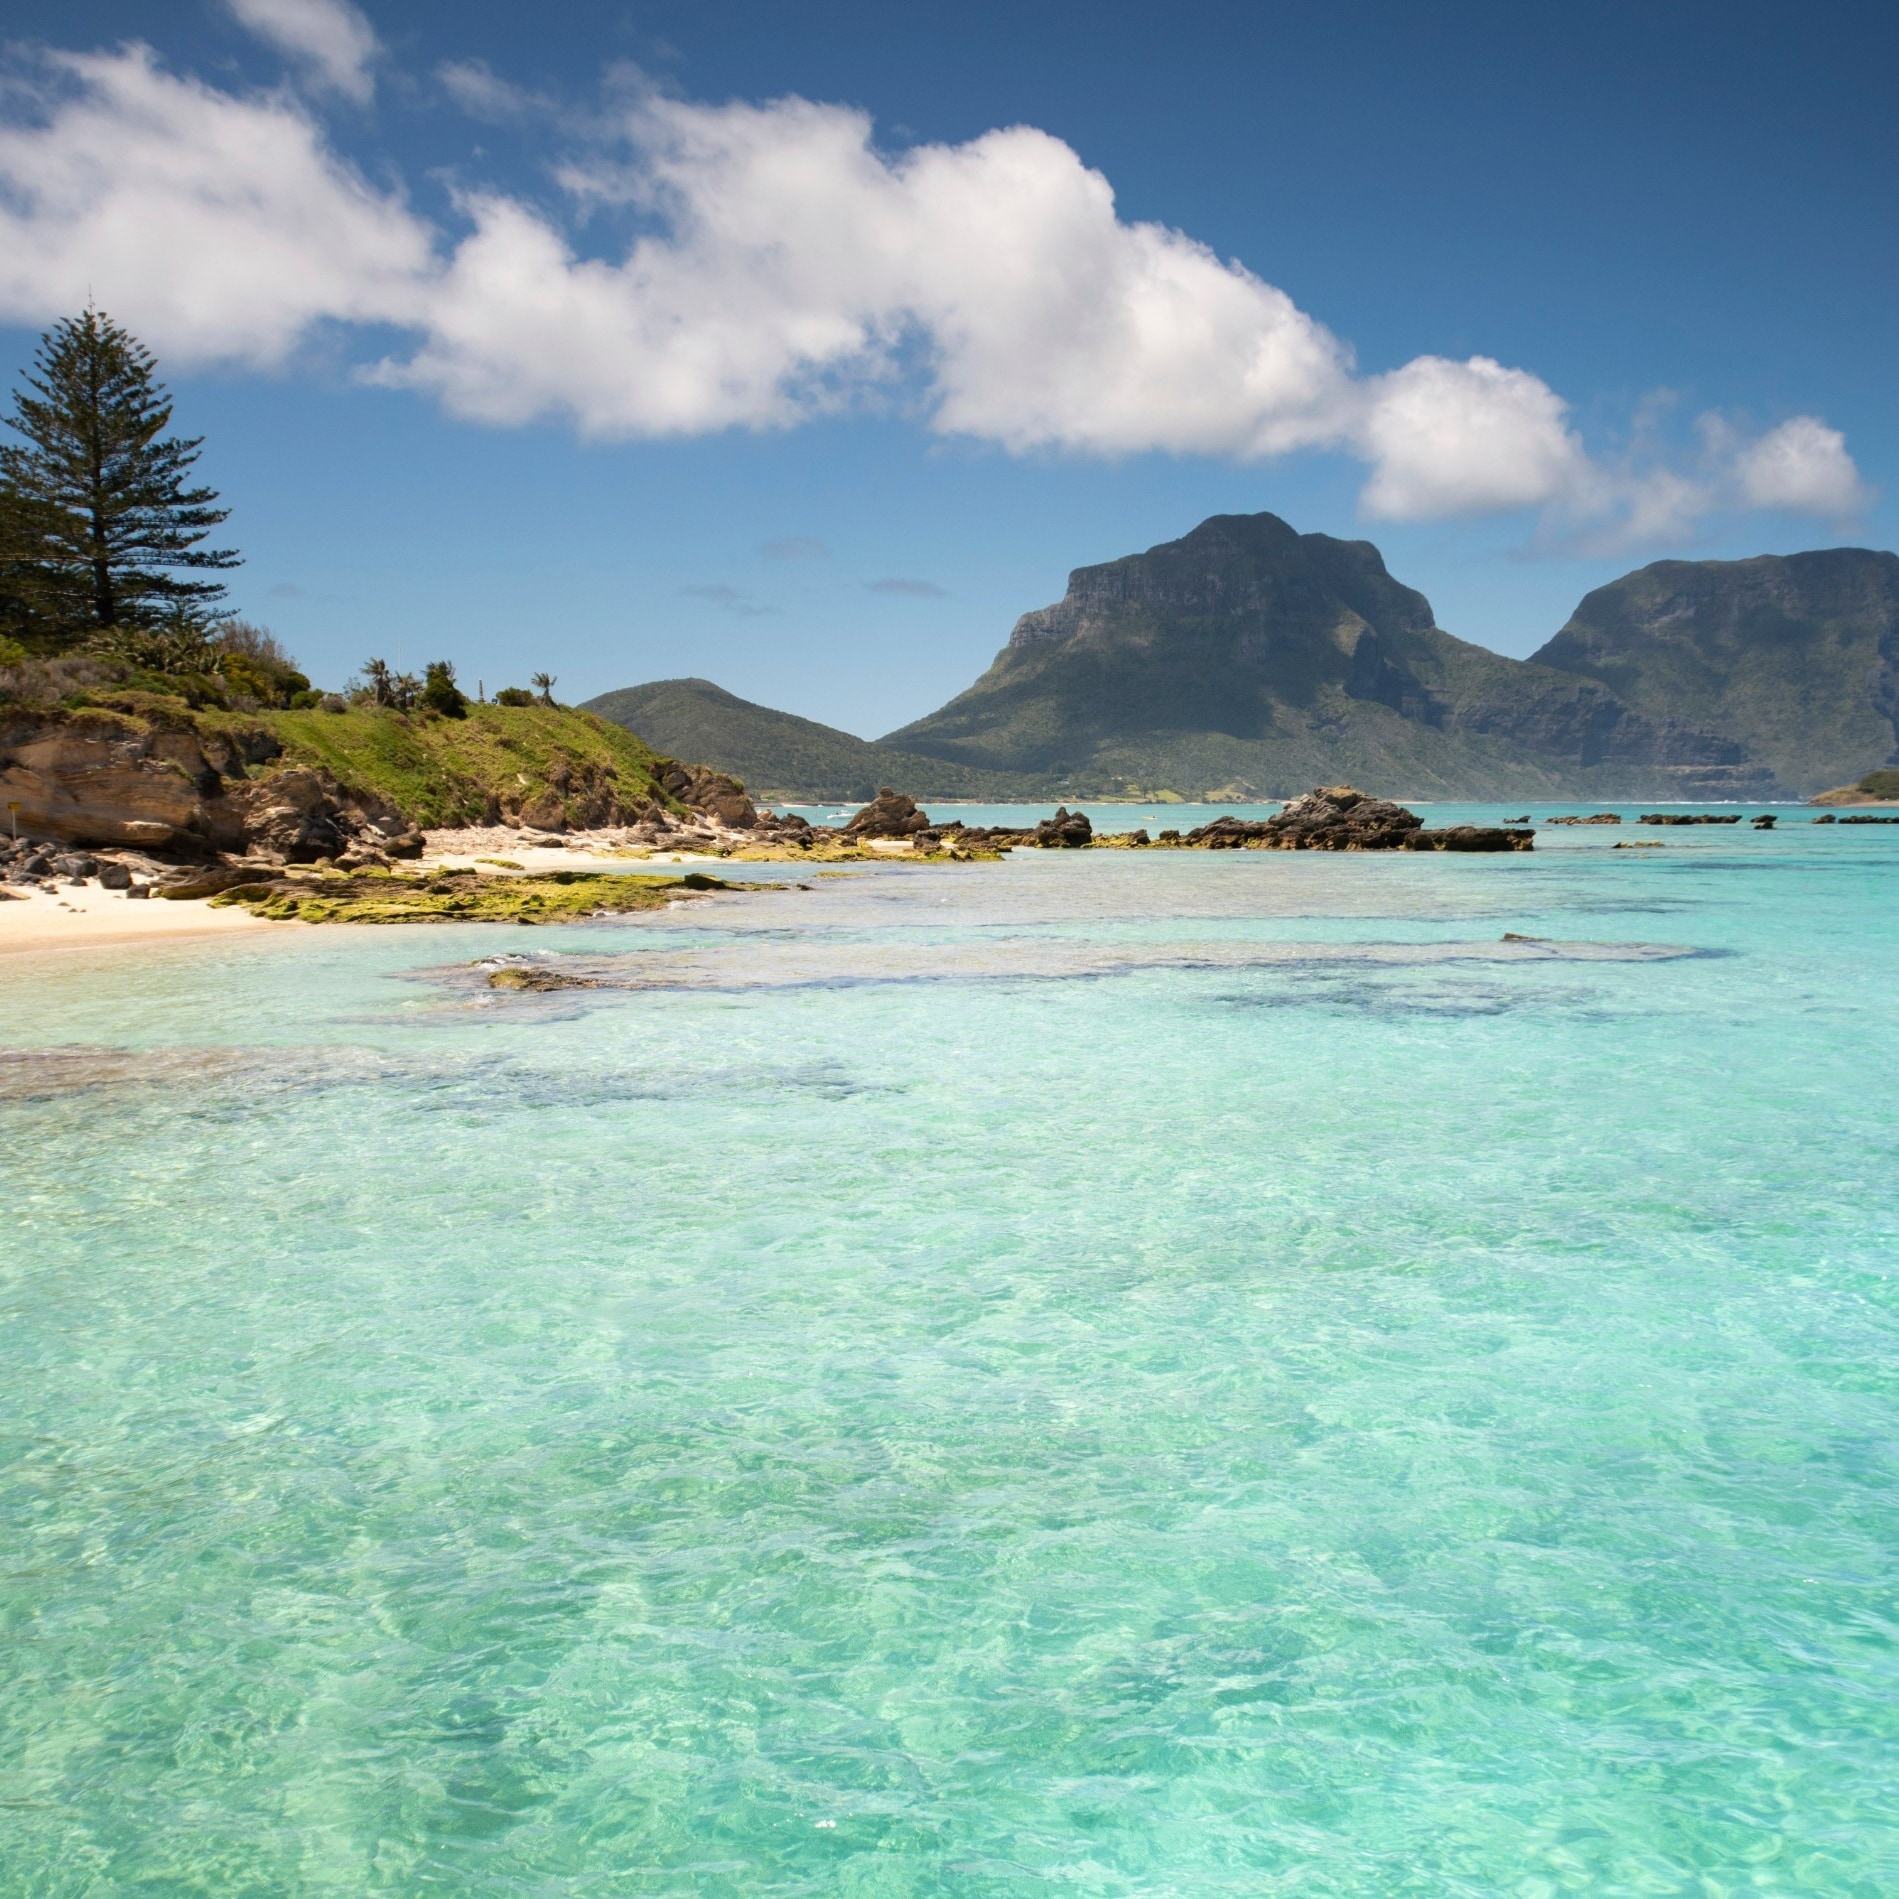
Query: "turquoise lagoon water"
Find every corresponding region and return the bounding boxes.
[2,815,1896,1896]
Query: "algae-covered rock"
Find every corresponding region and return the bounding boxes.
[208,866,757,925]
[485,964,604,991]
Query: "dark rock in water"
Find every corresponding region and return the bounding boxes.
[1194,785,1423,851]
[1639,812,1743,825]
[1035,806,1093,848]
[1157,829,1182,843]
[1839,814,1899,823]
[1406,825,1536,852]
[486,964,605,993]
[1752,814,1777,828]
[844,787,933,838]
[1124,828,1151,845]
[1185,814,1275,849]
[1545,813,1623,825]
[1814,814,1836,823]
[1181,785,1532,852]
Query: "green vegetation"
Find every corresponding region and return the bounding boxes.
[1,310,237,650]
[1533,550,1899,797]
[208,866,738,925]
[258,701,678,829]
[1809,766,1899,806]
[420,660,468,719]
[584,677,1044,801]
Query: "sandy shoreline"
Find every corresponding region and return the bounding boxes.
[0,882,280,956]
[0,834,806,956]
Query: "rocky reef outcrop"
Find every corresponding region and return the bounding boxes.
[1033,807,1094,848]
[843,787,935,839]
[1185,786,1533,852]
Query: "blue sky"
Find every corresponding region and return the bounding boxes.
[2,0,1892,732]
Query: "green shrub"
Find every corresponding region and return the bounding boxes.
[421,660,469,718]
[494,686,536,707]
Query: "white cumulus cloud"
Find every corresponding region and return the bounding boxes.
[1733,415,1867,516]
[1356,356,1589,521]
[0,42,1869,541]
[0,47,430,364]
[226,0,380,103]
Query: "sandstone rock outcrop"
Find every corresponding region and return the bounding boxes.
[0,708,424,862]
[657,760,759,829]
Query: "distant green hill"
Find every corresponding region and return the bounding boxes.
[882,513,1780,801]
[1530,549,1899,797]
[583,678,1039,802]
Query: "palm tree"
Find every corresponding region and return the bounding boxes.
[530,671,557,707]
[362,657,393,706]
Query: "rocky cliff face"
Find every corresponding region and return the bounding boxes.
[0,705,421,861]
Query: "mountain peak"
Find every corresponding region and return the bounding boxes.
[1008,511,1432,652]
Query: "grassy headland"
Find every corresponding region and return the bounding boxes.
[1810,768,1899,806]
[256,702,679,829]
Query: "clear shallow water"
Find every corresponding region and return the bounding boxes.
[2,820,1896,1896]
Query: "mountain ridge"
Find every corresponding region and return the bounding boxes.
[591,516,1899,801]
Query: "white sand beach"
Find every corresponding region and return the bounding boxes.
[0,881,280,956]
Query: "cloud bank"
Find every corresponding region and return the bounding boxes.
[0,41,1869,541]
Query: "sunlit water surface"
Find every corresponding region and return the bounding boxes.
[3,814,1896,1895]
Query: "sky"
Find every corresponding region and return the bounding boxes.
[1,0,1893,734]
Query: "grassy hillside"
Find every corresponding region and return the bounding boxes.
[257,702,677,828]
[584,677,1041,801]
